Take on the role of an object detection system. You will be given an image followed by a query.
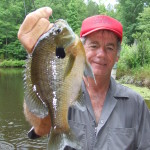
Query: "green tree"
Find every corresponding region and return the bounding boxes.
[67,1,80,32]
[86,0,99,17]
[136,6,150,38]
[66,0,87,34]
[98,2,118,20]
[117,0,150,44]
[0,0,26,60]
[132,7,150,66]
[98,3,107,14]
[34,0,69,21]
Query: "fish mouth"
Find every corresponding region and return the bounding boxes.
[56,47,66,59]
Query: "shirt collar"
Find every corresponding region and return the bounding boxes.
[82,77,129,100]
[110,77,129,99]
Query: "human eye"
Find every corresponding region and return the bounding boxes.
[106,46,114,51]
[89,43,99,50]
[106,43,115,51]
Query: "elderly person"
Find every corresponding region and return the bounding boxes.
[18,7,150,150]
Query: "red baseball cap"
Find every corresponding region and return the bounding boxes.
[80,15,123,42]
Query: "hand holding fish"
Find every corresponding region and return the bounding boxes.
[18,7,53,53]
[19,5,95,149]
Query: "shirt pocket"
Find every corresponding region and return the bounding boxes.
[107,127,135,150]
[68,120,87,150]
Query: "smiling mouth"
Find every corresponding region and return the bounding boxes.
[94,62,107,66]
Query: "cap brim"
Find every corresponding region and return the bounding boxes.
[81,27,122,41]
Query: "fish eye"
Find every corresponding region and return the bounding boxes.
[56,28,61,34]
[56,47,66,59]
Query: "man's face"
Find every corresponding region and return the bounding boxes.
[83,30,119,77]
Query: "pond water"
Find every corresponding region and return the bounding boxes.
[0,68,47,150]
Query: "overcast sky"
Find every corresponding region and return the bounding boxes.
[93,0,118,6]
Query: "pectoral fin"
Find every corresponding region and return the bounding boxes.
[84,61,96,84]
[64,54,75,78]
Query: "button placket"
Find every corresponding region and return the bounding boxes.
[100,119,104,124]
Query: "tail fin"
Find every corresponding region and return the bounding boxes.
[47,128,82,150]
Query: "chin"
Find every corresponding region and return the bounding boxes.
[93,69,110,77]
[93,71,106,76]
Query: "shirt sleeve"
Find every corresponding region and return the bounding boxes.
[136,97,150,149]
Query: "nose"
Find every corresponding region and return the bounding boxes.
[96,47,106,58]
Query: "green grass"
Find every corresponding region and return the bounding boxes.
[117,64,150,89]
[123,84,150,100]
[123,84,150,109]
[0,60,25,67]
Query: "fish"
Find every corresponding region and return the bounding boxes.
[24,19,95,150]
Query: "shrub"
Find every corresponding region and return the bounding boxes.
[0,60,25,67]
[117,40,150,79]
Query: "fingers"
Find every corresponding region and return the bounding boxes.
[24,102,51,136]
[18,7,52,35]
[28,127,41,139]
[18,7,53,53]
[34,114,51,136]
[20,18,53,53]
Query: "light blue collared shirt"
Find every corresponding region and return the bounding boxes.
[68,77,150,150]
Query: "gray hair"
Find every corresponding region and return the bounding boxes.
[80,36,122,57]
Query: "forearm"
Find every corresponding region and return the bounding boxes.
[24,101,51,136]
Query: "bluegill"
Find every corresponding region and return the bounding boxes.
[24,19,95,150]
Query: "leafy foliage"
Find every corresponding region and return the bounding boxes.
[0,0,150,73]
[0,59,25,67]
[117,0,150,44]
[132,7,150,66]
[118,43,139,71]
[0,0,26,60]
[86,0,99,17]
[136,7,150,39]
[66,0,87,35]
[118,5,150,77]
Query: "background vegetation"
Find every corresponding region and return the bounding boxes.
[0,0,150,86]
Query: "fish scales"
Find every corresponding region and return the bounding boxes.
[24,19,95,150]
[31,39,68,127]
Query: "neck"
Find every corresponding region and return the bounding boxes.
[83,75,111,124]
[83,75,111,93]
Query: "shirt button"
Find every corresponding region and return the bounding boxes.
[100,119,104,124]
